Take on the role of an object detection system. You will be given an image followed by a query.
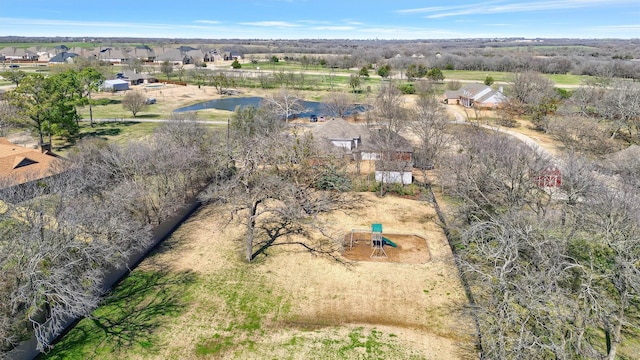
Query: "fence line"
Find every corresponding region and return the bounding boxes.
[7,197,202,360]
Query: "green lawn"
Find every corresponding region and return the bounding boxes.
[43,269,198,359]
[442,70,514,83]
[545,73,591,86]
[239,61,354,75]
[442,70,590,86]
[52,121,161,157]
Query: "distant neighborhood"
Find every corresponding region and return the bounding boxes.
[0,45,243,66]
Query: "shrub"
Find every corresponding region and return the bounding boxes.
[397,83,415,94]
[484,76,495,86]
[388,183,421,196]
[352,176,380,193]
[315,166,352,192]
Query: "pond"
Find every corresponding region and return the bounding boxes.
[174,97,368,118]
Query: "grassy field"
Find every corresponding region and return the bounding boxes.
[441,70,588,86]
[43,192,476,360]
[239,60,355,74]
[544,73,591,86]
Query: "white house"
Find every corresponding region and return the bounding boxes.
[374,161,413,184]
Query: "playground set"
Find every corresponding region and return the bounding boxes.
[365,223,396,258]
[344,223,434,264]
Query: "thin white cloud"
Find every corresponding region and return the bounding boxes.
[590,24,640,31]
[297,20,333,25]
[397,0,637,18]
[312,26,354,31]
[239,21,301,27]
[358,26,458,37]
[194,20,220,25]
[0,17,211,31]
[397,4,489,14]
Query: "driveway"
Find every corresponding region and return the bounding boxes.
[445,105,555,160]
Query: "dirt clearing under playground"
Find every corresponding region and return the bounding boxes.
[343,232,431,263]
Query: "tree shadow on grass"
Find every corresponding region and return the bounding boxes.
[54,124,123,152]
[79,126,122,139]
[42,269,197,359]
[132,114,161,119]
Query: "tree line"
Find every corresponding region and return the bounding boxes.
[439,125,640,359]
[0,115,226,354]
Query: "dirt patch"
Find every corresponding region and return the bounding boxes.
[342,232,431,263]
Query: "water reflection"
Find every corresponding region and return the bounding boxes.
[174,97,368,117]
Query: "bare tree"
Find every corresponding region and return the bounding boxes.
[122,90,147,117]
[410,93,451,173]
[200,105,347,262]
[574,186,640,360]
[0,100,18,136]
[366,83,412,196]
[508,71,559,131]
[547,115,617,155]
[260,87,306,123]
[371,83,407,133]
[441,129,550,222]
[597,80,640,139]
[160,60,173,80]
[209,72,233,95]
[459,211,576,359]
[321,92,357,118]
[0,163,152,352]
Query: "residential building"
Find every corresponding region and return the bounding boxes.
[444,83,507,109]
[0,138,63,188]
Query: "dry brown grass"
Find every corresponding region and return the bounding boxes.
[129,191,477,359]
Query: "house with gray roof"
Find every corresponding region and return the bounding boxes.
[121,70,157,85]
[0,47,39,61]
[224,51,243,61]
[311,118,414,184]
[97,47,130,63]
[49,52,79,65]
[155,48,188,65]
[445,83,507,109]
[310,117,362,152]
[204,49,223,62]
[130,46,156,62]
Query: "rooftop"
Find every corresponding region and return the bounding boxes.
[0,138,63,188]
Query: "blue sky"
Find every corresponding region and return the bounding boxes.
[1,0,639,39]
